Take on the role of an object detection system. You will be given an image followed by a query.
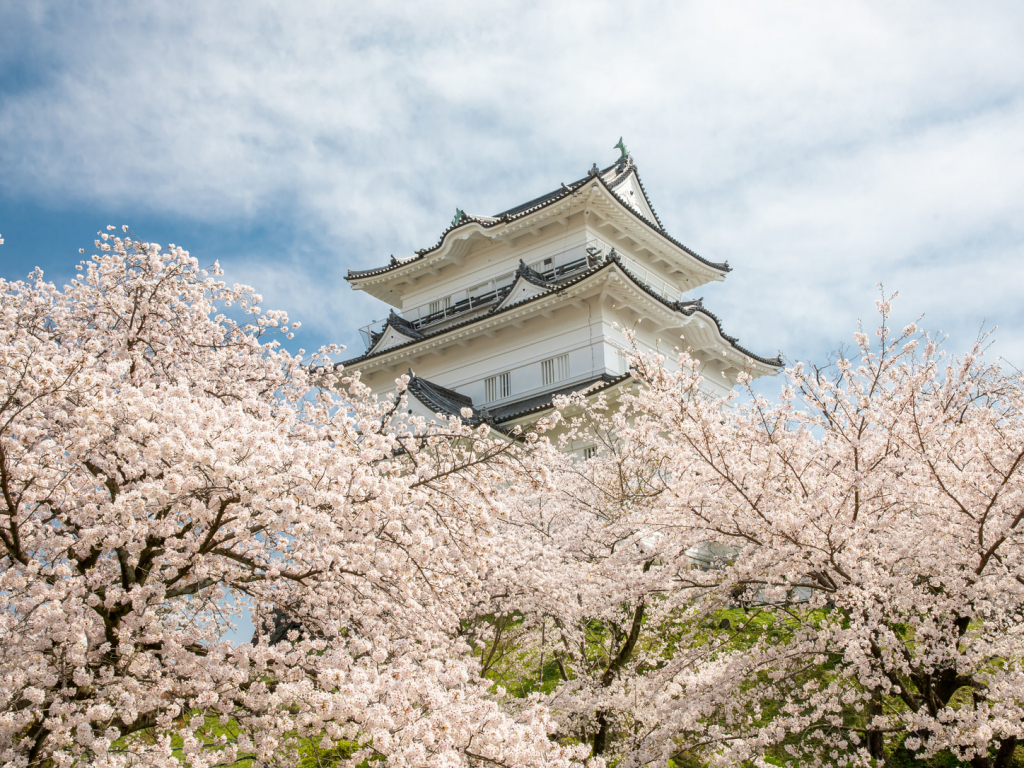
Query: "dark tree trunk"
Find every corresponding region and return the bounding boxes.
[593,712,609,756]
[970,736,1018,768]
[994,737,1018,768]
[866,700,885,761]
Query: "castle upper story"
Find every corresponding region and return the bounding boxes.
[341,145,781,436]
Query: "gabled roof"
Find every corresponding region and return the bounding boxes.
[494,260,553,311]
[604,159,665,230]
[346,155,729,282]
[366,310,424,355]
[340,255,782,370]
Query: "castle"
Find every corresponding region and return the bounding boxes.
[341,143,780,449]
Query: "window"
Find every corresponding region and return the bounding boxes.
[616,347,631,375]
[485,372,511,402]
[582,446,598,460]
[428,296,451,317]
[541,354,569,386]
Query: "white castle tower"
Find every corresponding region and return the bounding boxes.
[342,143,781,443]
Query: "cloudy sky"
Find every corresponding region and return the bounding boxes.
[2,1,1024,385]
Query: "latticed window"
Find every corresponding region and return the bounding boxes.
[485,372,510,402]
[541,354,569,386]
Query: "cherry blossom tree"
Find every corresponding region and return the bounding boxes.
[5,231,1022,768]
[478,300,1024,767]
[468,398,697,759]
[0,232,590,768]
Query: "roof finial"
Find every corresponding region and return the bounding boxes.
[614,136,629,161]
[451,208,464,228]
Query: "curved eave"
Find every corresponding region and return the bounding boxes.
[340,258,781,372]
[683,306,783,369]
[407,374,484,425]
[607,256,781,369]
[597,173,728,274]
[346,219,497,282]
[346,160,728,285]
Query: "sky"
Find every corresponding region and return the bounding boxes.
[2,1,1024,383]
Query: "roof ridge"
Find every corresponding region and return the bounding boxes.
[345,155,724,282]
[604,254,779,367]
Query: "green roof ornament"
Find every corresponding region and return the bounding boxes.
[451,208,464,228]
[614,137,629,161]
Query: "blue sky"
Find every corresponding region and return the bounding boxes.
[3,1,1024,378]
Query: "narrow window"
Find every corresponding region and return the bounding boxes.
[485,371,511,402]
[428,296,451,317]
[541,353,569,386]
[617,347,631,374]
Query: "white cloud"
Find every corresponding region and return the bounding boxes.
[1,1,1023,366]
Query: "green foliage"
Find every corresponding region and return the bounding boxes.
[113,715,368,768]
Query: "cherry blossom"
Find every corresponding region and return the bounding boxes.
[0,235,589,767]
[5,233,1022,768]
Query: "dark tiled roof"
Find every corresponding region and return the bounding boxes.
[340,257,612,368]
[339,256,781,370]
[387,310,423,339]
[404,371,632,428]
[345,156,728,280]
[407,372,485,425]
